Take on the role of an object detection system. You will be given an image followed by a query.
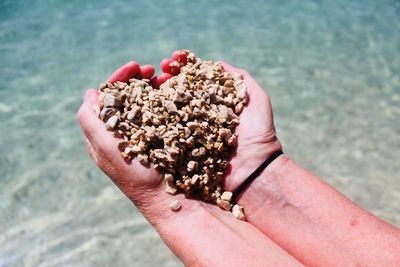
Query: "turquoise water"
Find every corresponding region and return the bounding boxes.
[1,0,399,266]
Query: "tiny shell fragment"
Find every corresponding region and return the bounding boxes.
[99,108,116,121]
[216,198,231,211]
[127,105,140,120]
[93,105,100,116]
[221,191,233,202]
[232,204,246,221]
[105,115,119,130]
[166,185,177,195]
[187,161,198,172]
[104,94,121,107]
[169,200,181,211]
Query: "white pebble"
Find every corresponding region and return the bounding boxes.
[221,191,233,202]
[169,200,181,211]
[105,115,119,130]
[232,204,246,221]
[104,94,121,107]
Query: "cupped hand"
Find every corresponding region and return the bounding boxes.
[220,62,282,192]
[77,59,282,220]
[77,61,172,223]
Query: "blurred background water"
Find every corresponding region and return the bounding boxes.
[0,0,399,266]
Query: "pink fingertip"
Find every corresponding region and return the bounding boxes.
[84,89,98,101]
[172,50,188,65]
[140,64,155,79]
[159,72,173,82]
[108,61,140,83]
[83,89,100,107]
[160,58,174,74]
[151,73,173,89]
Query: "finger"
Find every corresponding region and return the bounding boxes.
[151,73,172,89]
[172,50,188,65]
[86,137,99,164]
[77,89,102,141]
[219,61,246,75]
[108,61,140,83]
[219,61,268,100]
[83,89,100,106]
[139,64,155,79]
[160,58,180,75]
[77,90,118,152]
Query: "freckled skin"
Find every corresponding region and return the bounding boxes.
[238,155,400,266]
[350,219,359,227]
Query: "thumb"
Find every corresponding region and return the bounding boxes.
[83,89,99,107]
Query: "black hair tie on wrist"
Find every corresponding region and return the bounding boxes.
[232,150,283,202]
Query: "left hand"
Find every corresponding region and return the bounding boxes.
[220,62,282,192]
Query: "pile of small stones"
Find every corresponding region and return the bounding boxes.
[97,51,246,220]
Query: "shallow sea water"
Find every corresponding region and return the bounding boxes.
[0,0,399,266]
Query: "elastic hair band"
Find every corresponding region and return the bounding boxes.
[232,150,283,202]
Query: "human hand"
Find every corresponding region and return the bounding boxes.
[220,62,282,192]
[76,62,305,267]
[77,61,175,225]
[77,59,281,218]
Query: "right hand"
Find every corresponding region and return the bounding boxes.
[220,62,283,192]
[77,62,177,225]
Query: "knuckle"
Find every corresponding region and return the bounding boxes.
[76,105,86,124]
[88,145,103,166]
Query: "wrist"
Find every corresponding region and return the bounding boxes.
[226,138,282,192]
[126,184,203,228]
[235,154,290,217]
